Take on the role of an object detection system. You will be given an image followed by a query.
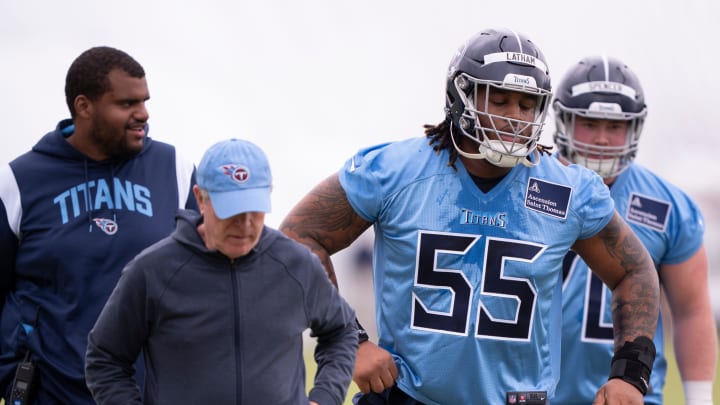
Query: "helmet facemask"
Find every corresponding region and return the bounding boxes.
[555,100,646,179]
[451,72,552,168]
[553,56,647,179]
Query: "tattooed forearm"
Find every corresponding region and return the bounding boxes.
[601,215,659,350]
[597,215,646,274]
[280,173,371,287]
[575,212,659,351]
[610,271,658,350]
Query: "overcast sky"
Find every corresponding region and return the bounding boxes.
[2,0,718,230]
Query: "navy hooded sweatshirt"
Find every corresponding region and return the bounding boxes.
[0,119,197,404]
[86,209,358,405]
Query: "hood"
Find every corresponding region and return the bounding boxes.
[32,118,154,162]
[30,118,156,232]
[173,209,210,253]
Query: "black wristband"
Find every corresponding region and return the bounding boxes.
[608,336,656,395]
[356,318,369,344]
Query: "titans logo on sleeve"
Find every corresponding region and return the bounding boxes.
[524,178,572,219]
[625,192,670,232]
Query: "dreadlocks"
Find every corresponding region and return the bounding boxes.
[425,117,554,172]
[424,117,460,171]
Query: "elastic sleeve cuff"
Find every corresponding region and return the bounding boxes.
[682,380,713,405]
[309,386,341,405]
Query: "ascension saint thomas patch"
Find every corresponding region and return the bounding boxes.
[524,177,572,219]
[625,192,670,232]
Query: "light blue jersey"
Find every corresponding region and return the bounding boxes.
[552,162,705,405]
[338,137,614,404]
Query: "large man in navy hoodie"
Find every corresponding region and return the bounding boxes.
[0,46,197,404]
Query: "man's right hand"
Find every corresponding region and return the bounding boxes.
[592,379,644,405]
[353,341,398,393]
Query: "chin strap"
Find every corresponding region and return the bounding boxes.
[449,124,553,168]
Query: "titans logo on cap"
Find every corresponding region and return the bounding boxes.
[221,165,250,184]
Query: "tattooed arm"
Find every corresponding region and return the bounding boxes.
[280,173,398,394]
[279,173,371,286]
[573,212,660,405]
[572,212,658,346]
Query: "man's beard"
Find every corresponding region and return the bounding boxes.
[90,117,143,161]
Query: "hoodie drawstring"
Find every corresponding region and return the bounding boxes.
[83,159,93,232]
[110,164,117,224]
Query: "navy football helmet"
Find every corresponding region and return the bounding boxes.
[553,56,647,178]
[446,28,552,167]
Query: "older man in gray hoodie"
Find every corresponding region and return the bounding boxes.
[86,138,358,405]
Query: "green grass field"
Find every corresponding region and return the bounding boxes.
[0,339,713,405]
[305,338,720,404]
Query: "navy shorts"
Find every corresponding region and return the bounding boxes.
[353,385,426,405]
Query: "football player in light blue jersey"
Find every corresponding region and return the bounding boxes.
[551,56,717,405]
[281,29,660,405]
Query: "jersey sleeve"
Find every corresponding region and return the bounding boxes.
[337,142,393,222]
[574,170,615,240]
[663,190,705,264]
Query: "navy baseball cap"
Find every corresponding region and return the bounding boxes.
[196,139,272,219]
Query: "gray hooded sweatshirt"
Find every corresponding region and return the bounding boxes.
[86,209,357,405]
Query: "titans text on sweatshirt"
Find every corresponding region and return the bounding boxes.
[0,119,197,404]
